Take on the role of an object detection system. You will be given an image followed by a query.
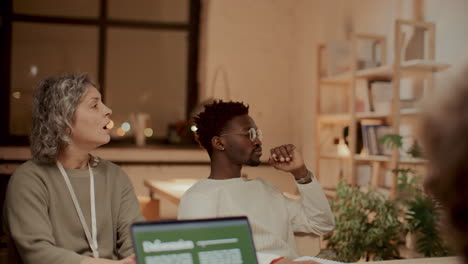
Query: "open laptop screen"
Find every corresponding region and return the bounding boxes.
[131,216,259,264]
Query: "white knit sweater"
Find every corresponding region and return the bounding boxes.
[178,172,334,259]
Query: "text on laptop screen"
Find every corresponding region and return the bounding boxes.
[131,217,258,264]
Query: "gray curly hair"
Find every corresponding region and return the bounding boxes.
[31,74,95,164]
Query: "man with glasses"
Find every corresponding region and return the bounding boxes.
[178,100,334,264]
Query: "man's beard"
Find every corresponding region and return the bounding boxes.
[245,159,261,166]
[245,152,261,166]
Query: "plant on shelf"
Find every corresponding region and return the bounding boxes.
[379,134,424,159]
[324,180,404,262]
[380,134,454,257]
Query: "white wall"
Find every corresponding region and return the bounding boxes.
[318,0,468,86]
[198,0,468,182]
[199,0,324,170]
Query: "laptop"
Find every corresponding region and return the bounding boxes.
[131,216,259,264]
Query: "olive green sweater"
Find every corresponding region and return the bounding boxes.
[4,159,144,264]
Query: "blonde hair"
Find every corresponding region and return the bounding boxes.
[30,74,95,164]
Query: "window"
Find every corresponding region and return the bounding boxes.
[0,0,200,145]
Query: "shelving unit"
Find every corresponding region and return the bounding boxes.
[315,19,449,198]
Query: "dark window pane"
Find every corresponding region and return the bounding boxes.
[106,28,187,139]
[10,22,99,136]
[13,0,99,18]
[108,0,189,23]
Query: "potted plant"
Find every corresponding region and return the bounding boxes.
[380,134,454,257]
[324,181,404,262]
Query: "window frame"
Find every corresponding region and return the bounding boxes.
[0,0,200,146]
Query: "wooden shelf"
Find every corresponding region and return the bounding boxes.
[354,154,427,164]
[400,157,428,164]
[319,114,350,124]
[356,112,389,119]
[355,154,390,162]
[319,108,420,123]
[315,22,447,199]
[402,59,450,73]
[319,60,449,84]
[320,153,349,160]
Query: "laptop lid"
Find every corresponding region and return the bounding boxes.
[131,216,259,264]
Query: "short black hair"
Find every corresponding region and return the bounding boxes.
[194,100,249,156]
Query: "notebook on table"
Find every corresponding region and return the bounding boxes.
[131,216,259,264]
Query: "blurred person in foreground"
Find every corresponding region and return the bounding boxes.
[3,74,144,264]
[178,100,335,264]
[423,65,468,264]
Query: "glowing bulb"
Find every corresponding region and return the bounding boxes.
[116,127,125,137]
[191,125,198,132]
[106,120,114,129]
[30,65,38,76]
[121,122,131,132]
[12,91,21,99]
[144,128,153,137]
[337,139,351,157]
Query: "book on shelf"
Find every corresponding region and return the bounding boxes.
[360,119,393,156]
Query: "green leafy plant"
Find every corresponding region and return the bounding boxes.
[379,134,403,150]
[324,181,404,262]
[379,134,423,158]
[396,168,454,257]
[382,133,453,257]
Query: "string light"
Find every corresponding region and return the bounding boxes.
[116,127,125,137]
[121,122,131,132]
[144,128,153,137]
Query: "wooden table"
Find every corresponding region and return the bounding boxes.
[143,178,199,219]
[366,256,459,264]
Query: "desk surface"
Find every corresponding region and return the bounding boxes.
[144,178,198,205]
[365,256,459,264]
[0,146,210,163]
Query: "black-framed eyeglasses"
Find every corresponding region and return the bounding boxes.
[219,127,263,142]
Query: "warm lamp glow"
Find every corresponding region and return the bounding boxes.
[337,139,351,157]
[12,91,21,99]
[144,128,153,137]
[30,65,38,77]
[116,127,126,136]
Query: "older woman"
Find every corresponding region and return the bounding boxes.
[4,74,144,264]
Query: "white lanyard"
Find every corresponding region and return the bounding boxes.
[57,161,99,258]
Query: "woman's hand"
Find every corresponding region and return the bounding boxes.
[117,254,136,264]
